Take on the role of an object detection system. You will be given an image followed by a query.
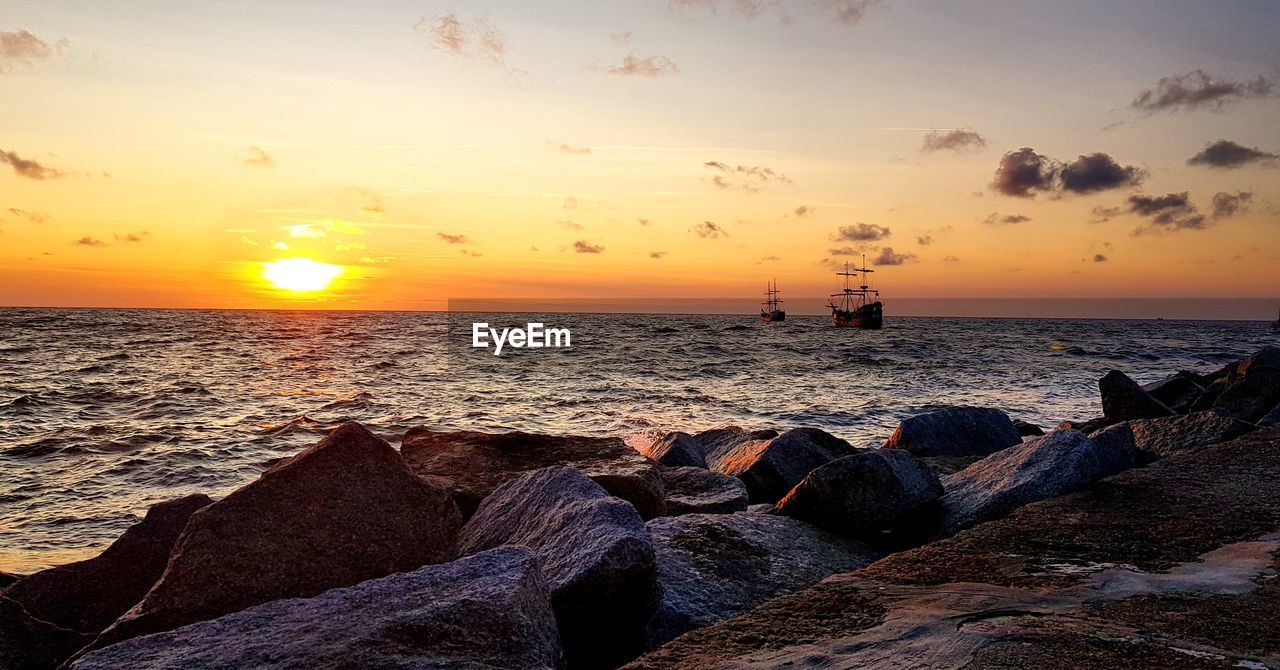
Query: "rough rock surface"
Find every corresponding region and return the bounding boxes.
[703,427,860,503]
[940,429,1135,533]
[1012,419,1045,436]
[1141,374,1205,413]
[1260,403,1280,428]
[775,449,942,536]
[658,466,748,516]
[693,427,778,459]
[882,407,1022,458]
[644,512,880,648]
[1125,411,1257,457]
[1212,346,1280,422]
[93,422,460,650]
[402,428,666,518]
[625,427,1280,670]
[0,595,91,670]
[0,572,19,588]
[4,494,212,636]
[1099,369,1174,422]
[70,547,564,670]
[459,466,658,670]
[638,432,707,468]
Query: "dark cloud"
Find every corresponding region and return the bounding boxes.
[418,14,505,65]
[1093,254,1107,263]
[1059,153,1144,194]
[649,250,666,259]
[983,212,1031,225]
[794,205,814,217]
[573,240,605,253]
[703,160,791,192]
[6,208,48,224]
[828,246,867,256]
[74,236,106,247]
[1187,140,1278,169]
[991,147,1057,197]
[691,220,728,238]
[1089,206,1120,224]
[554,142,592,156]
[1128,192,1206,233]
[831,222,890,242]
[921,128,987,153]
[437,232,470,244]
[1,149,66,180]
[916,235,932,245]
[114,231,149,243]
[243,146,275,167]
[1131,70,1274,113]
[607,53,678,77]
[1211,191,1252,219]
[872,247,916,266]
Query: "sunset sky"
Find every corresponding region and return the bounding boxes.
[3,1,1279,310]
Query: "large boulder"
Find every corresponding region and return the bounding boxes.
[658,466,748,515]
[459,466,658,670]
[1099,370,1173,422]
[0,595,91,670]
[70,547,564,670]
[644,512,879,648]
[637,432,707,468]
[703,427,860,503]
[775,449,942,536]
[402,429,666,519]
[940,429,1136,533]
[1124,411,1257,457]
[1213,346,1280,422]
[92,422,460,650]
[4,494,211,637]
[882,407,1022,458]
[1260,404,1280,428]
[1140,373,1204,413]
[1012,419,1045,437]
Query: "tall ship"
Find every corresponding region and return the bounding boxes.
[761,279,785,322]
[828,257,883,329]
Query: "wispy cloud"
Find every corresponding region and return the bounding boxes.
[921,128,987,153]
[691,220,728,238]
[831,222,890,242]
[418,14,506,66]
[703,160,792,192]
[793,205,814,217]
[243,146,276,167]
[1187,140,1278,169]
[551,141,592,156]
[1124,191,1248,235]
[573,240,605,253]
[437,232,470,244]
[983,212,1031,225]
[114,231,149,243]
[649,250,667,259]
[607,53,679,77]
[1211,191,1252,219]
[1132,70,1274,113]
[816,0,881,24]
[0,30,60,73]
[5,208,48,224]
[1,148,67,180]
[74,236,107,247]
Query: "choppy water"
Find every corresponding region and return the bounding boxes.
[1,308,1273,572]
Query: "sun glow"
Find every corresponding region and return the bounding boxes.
[262,258,343,292]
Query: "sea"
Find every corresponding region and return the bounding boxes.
[1,307,1274,573]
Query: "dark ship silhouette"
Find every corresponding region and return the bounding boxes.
[761,279,785,322]
[828,257,883,329]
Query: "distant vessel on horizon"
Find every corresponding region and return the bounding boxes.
[828,257,883,329]
[761,279,785,322]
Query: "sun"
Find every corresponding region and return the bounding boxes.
[262,258,343,292]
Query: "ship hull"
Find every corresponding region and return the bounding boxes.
[762,310,786,323]
[832,302,883,329]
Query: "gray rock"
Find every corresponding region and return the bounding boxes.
[1124,411,1258,457]
[882,407,1022,458]
[1213,346,1280,422]
[940,429,1136,533]
[746,503,775,514]
[704,427,860,504]
[402,429,666,519]
[459,467,657,670]
[638,432,707,468]
[70,547,564,670]
[1141,374,1205,413]
[644,512,879,648]
[775,449,943,536]
[1087,423,1140,473]
[93,422,460,651]
[1099,370,1174,422]
[692,427,778,457]
[658,466,748,515]
[1012,419,1045,437]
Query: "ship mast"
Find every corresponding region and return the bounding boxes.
[762,279,783,312]
[830,256,876,312]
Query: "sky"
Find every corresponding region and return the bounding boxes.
[2,0,1279,312]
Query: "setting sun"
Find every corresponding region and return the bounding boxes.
[262,258,343,292]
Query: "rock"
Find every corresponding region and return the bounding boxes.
[0,571,20,589]
[1140,374,1204,413]
[775,449,942,536]
[638,432,707,468]
[1124,411,1258,458]
[1086,423,1141,473]
[644,512,879,648]
[1261,404,1280,428]
[704,427,860,503]
[746,503,775,514]
[4,494,211,637]
[0,595,92,670]
[693,427,778,457]
[1012,419,1045,436]
[1056,417,1112,434]
[402,429,666,519]
[1099,370,1174,422]
[659,466,748,516]
[1213,346,1280,422]
[459,466,657,670]
[92,422,460,651]
[70,547,564,670]
[882,407,1022,458]
[940,429,1136,533]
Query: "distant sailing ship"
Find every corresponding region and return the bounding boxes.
[761,279,786,322]
[828,257,883,329]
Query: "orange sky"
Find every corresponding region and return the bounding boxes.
[3,2,1279,310]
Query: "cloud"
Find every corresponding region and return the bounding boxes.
[1128,192,1206,233]
[638,218,651,226]
[1093,254,1107,262]
[607,53,679,77]
[74,236,107,247]
[1089,206,1120,224]
[562,196,579,210]
[556,219,585,231]
[703,161,792,192]
[1059,153,1145,194]
[1131,70,1274,113]
[573,240,605,253]
[1,149,66,180]
[243,146,275,167]
[649,250,666,259]
[942,255,961,262]
[691,220,728,238]
[437,232,470,244]
[921,128,987,153]
[991,147,1142,197]
[991,147,1057,197]
[1211,191,1252,219]
[984,212,1031,225]
[553,142,592,156]
[794,205,814,217]
[1,30,55,72]
[872,247,916,266]
[831,222,890,242]
[828,246,868,256]
[916,235,932,245]
[418,14,505,65]
[816,0,881,24]
[6,208,48,224]
[114,231,149,243]
[669,0,785,20]
[1187,140,1278,169]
